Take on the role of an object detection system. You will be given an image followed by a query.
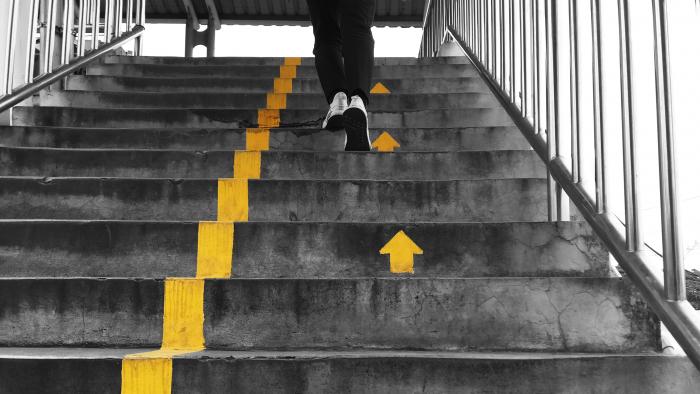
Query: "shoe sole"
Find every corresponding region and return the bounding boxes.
[343,108,371,151]
[324,114,345,131]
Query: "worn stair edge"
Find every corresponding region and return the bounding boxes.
[0,126,532,151]
[0,220,610,278]
[0,148,545,180]
[0,177,548,222]
[2,350,698,394]
[0,277,659,352]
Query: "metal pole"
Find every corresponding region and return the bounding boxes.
[590,0,605,214]
[533,0,541,134]
[2,0,19,95]
[545,0,562,221]
[135,0,145,55]
[104,0,114,42]
[510,0,516,102]
[520,0,528,116]
[60,0,74,65]
[77,0,87,56]
[618,0,642,251]
[115,0,122,37]
[500,0,506,88]
[569,0,581,183]
[126,0,133,30]
[41,0,59,74]
[652,0,685,301]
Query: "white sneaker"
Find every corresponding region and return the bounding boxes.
[343,95,371,151]
[322,91,348,130]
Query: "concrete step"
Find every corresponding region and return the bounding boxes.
[0,126,531,151]
[0,177,547,222]
[12,107,514,129]
[0,220,609,278]
[33,91,500,110]
[3,349,698,394]
[0,277,658,352]
[85,64,480,79]
[102,55,473,66]
[0,148,545,180]
[65,75,491,94]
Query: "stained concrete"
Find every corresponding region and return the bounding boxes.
[203,277,658,352]
[0,148,545,180]
[0,220,609,278]
[0,178,548,221]
[11,107,515,128]
[0,126,531,151]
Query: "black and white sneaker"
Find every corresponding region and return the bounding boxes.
[322,92,347,130]
[343,95,371,151]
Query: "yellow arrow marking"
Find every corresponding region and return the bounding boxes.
[196,222,234,279]
[372,131,400,152]
[379,231,423,274]
[246,128,270,151]
[234,150,262,179]
[370,82,391,94]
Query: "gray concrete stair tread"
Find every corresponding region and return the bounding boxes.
[33,91,500,110]
[86,64,479,79]
[0,277,658,353]
[0,220,609,278]
[65,75,491,94]
[102,55,473,66]
[0,177,548,222]
[0,126,530,151]
[12,106,514,129]
[0,148,545,180]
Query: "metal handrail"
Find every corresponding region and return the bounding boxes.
[419,0,700,370]
[0,25,145,115]
[1,0,147,103]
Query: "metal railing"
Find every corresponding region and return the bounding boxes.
[420,0,700,369]
[1,0,146,106]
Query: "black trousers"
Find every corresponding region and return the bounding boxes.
[306,0,376,105]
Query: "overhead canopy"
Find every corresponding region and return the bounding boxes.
[144,0,427,27]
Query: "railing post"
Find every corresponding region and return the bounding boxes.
[60,0,75,65]
[40,0,59,74]
[617,0,642,251]
[533,0,541,134]
[92,0,101,50]
[520,0,528,117]
[134,0,145,55]
[545,0,565,221]
[590,0,605,214]
[569,0,581,184]
[652,0,685,302]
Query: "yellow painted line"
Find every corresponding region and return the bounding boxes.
[245,128,270,151]
[258,109,280,128]
[218,178,248,222]
[370,82,391,94]
[161,278,206,350]
[273,78,293,94]
[279,65,297,79]
[284,57,302,66]
[196,222,234,279]
[379,230,423,274]
[234,150,262,179]
[121,357,173,394]
[266,93,287,110]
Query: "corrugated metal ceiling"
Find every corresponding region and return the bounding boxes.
[145,0,426,26]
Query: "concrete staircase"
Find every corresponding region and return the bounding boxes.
[0,55,697,393]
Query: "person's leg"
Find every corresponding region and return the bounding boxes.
[306,0,346,104]
[339,0,376,105]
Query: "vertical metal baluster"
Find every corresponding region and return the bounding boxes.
[617,0,641,251]
[590,0,605,213]
[545,0,563,221]
[652,0,685,301]
[41,0,59,74]
[500,0,506,88]
[116,0,122,37]
[60,0,74,65]
[77,0,87,56]
[533,0,541,134]
[134,0,145,55]
[105,0,114,42]
[25,0,40,83]
[520,0,528,116]
[126,0,133,30]
[510,0,516,103]
[569,0,581,183]
[2,0,19,95]
[491,0,496,76]
[92,0,101,48]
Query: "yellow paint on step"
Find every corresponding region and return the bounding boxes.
[266,93,287,109]
[284,57,302,66]
[371,131,400,152]
[196,222,234,278]
[379,230,423,274]
[370,82,391,94]
[258,109,280,128]
[218,178,249,222]
[161,278,206,350]
[246,128,270,151]
[274,78,293,94]
[279,65,297,79]
[234,150,262,179]
[121,357,173,394]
